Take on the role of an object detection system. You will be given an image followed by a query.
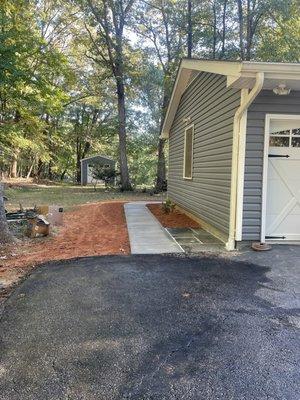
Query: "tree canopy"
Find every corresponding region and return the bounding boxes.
[0,0,299,188]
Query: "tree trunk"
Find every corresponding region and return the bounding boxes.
[11,110,21,179]
[187,0,192,58]
[60,169,67,181]
[245,0,251,60]
[0,183,15,244]
[10,149,19,178]
[212,2,217,59]
[48,160,53,180]
[36,159,44,179]
[219,0,228,59]
[76,153,81,184]
[237,0,245,60]
[155,138,166,191]
[26,162,34,179]
[155,87,169,192]
[76,140,90,184]
[116,71,132,191]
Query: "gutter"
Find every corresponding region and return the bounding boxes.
[226,72,265,251]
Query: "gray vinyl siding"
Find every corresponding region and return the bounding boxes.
[168,72,241,237]
[242,90,300,240]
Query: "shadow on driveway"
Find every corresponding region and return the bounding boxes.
[0,253,299,399]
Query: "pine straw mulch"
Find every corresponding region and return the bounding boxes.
[0,201,130,302]
[147,203,200,229]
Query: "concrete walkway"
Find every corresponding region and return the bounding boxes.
[124,202,183,254]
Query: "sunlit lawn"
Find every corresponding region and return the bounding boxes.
[5,182,161,211]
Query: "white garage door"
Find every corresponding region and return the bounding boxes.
[266,119,300,241]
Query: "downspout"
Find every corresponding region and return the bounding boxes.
[226,72,264,251]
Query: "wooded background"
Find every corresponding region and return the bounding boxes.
[0,0,299,191]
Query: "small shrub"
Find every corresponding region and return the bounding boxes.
[162,198,175,214]
[91,165,117,189]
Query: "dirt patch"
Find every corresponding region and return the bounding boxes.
[0,201,130,300]
[147,203,200,228]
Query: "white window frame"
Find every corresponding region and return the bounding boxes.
[261,114,300,242]
[183,124,194,180]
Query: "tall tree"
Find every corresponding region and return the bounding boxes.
[80,0,135,190]
[256,0,300,62]
[1,0,299,196]
[187,0,193,58]
[219,0,228,58]
[136,0,186,191]
[0,0,71,180]
[0,0,71,241]
[236,0,285,60]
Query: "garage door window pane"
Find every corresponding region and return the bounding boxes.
[184,126,194,179]
[271,129,290,136]
[292,137,300,147]
[292,128,300,136]
[269,137,289,147]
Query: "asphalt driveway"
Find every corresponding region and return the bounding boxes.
[0,249,299,399]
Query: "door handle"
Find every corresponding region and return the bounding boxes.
[268,154,290,158]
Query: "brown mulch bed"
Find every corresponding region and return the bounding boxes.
[0,201,130,301]
[147,203,200,229]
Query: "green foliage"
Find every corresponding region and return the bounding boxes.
[256,0,300,62]
[162,198,175,214]
[91,165,117,188]
[0,0,72,179]
[0,0,299,187]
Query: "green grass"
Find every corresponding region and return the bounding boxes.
[4,183,162,211]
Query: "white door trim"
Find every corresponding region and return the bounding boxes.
[261,113,300,242]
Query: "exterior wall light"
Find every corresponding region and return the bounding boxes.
[273,84,291,95]
[183,117,191,124]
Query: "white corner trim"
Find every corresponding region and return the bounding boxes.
[226,72,265,251]
[260,114,271,243]
[235,89,249,241]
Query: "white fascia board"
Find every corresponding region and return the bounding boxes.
[182,59,242,76]
[241,61,300,74]
[239,63,300,88]
[229,73,300,90]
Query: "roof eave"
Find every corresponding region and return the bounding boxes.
[161,59,243,138]
[161,59,300,138]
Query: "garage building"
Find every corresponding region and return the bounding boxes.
[161,59,300,250]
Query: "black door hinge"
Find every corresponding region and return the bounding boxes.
[268,154,290,158]
[265,235,286,239]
